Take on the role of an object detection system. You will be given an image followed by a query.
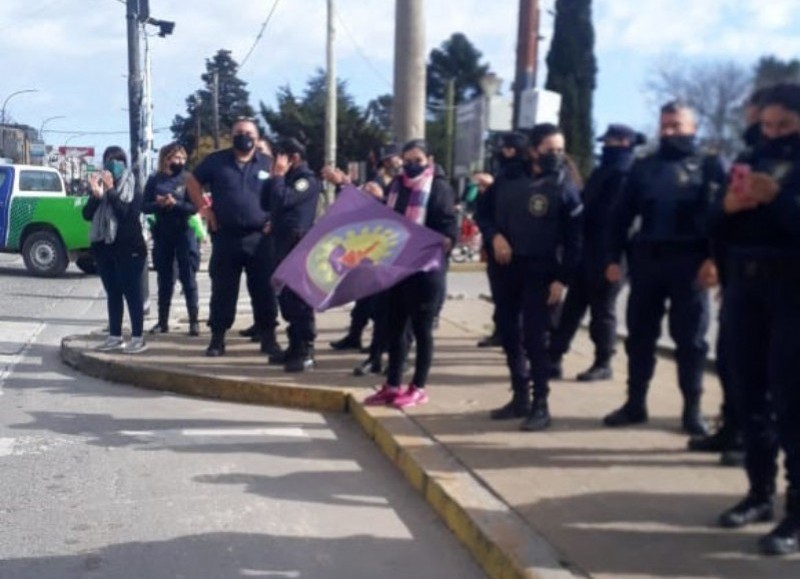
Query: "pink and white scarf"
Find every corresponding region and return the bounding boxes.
[386,166,434,226]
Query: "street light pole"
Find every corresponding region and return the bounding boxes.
[324,0,337,204]
[39,115,66,141]
[126,0,144,196]
[1,88,39,158]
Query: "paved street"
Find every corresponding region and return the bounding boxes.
[0,255,484,579]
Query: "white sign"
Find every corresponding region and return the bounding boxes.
[518,89,562,130]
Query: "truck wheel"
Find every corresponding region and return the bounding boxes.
[22,230,69,277]
[75,254,97,275]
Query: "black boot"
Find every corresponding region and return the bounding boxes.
[269,341,292,365]
[604,400,648,427]
[477,332,502,348]
[285,342,315,373]
[682,400,709,436]
[149,320,169,334]
[719,492,774,528]
[520,397,551,431]
[260,330,284,357]
[205,332,226,357]
[353,357,383,377]
[490,387,531,420]
[239,324,258,339]
[329,333,362,351]
[687,422,739,453]
[188,307,200,337]
[760,490,800,555]
[576,363,613,382]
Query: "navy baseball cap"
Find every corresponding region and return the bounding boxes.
[597,123,637,142]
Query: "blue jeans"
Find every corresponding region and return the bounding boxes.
[95,248,147,338]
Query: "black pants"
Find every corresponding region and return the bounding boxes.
[715,301,740,433]
[549,264,623,365]
[95,247,147,338]
[386,271,444,389]
[494,257,552,400]
[724,269,800,495]
[625,250,709,406]
[349,296,374,338]
[208,230,276,334]
[274,233,315,347]
[153,229,199,320]
[486,257,501,334]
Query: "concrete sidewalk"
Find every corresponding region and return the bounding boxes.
[61,271,800,579]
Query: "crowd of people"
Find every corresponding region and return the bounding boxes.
[83,82,800,555]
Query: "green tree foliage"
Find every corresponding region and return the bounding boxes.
[427,33,489,110]
[260,69,388,171]
[171,49,257,160]
[545,0,597,176]
[754,55,800,88]
[425,33,490,176]
[365,94,394,138]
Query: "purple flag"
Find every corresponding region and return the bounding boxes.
[272,185,445,311]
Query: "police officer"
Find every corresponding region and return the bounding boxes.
[475,132,529,349]
[548,124,644,381]
[712,84,800,555]
[604,102,726,435]
[262,137,322,373]
[142,142,200,336]
[185,118,279,357]
[477,123,583,431]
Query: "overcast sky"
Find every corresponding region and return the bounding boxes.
[2,0,799,163]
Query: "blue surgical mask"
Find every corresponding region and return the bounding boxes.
[105,159,125,180]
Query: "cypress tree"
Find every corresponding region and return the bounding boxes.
[545,0,597,176]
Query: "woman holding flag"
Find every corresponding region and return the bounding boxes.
[364,140,458,408]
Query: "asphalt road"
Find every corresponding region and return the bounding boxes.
[0,255,485,579]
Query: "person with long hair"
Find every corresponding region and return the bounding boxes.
[143,142,200,336]
[477,123,584,431]
[83,146,148,354]
[363,139,457,408]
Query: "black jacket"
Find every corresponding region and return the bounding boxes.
[388,172,458,244]
[142,170,196,236]
[82,181,146,257]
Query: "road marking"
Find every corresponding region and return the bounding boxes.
[0,438,15,457]
[119,427,315,439]
[0,322,44,396]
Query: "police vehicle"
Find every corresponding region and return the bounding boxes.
[0,163,93,276]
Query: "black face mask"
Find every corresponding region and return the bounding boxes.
[538,152,564,175]
[601,146,634,167]
[233,134,255,153]
[169,162,185,175]
[659,135,696,159]
[403,162,426,178]
[757,132,800,159]
[743,123,763,149]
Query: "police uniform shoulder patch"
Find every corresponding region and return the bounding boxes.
[529,194,549,217]
[294,178,310,193]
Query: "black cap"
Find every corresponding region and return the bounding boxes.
[402,139,428,155]
[276,137,306,158]
[500,131,528,150]
[597,123,644,145]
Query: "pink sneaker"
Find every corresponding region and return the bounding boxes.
[391,385,428,409]
[364,385,401,406]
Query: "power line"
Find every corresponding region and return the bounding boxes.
[333,8,393,89]
[239,0,281,71]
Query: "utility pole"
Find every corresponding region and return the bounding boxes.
[444,78,455,179]
[211,69,220,150]
[393,0,426,144]
[125,0,144,195]
[513,0,540,129]
[142,29,154,177]
[324,0,337,203]
[194,94,203,165]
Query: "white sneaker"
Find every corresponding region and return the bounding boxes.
[123,337,148,354]
[96,336,124,352]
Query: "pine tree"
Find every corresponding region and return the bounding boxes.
[171,49,257,160]
[545,0,597,176]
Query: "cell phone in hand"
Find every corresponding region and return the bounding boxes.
[730,163,751,198]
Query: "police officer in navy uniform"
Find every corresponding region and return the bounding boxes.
[603,102,726,435]
[185,117,280,357]
[477,123,583,431]
[262,137,322,373]
[712,84,800,556]
[548,124,644,381]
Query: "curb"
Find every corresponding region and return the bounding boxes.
[61,335,579,579]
